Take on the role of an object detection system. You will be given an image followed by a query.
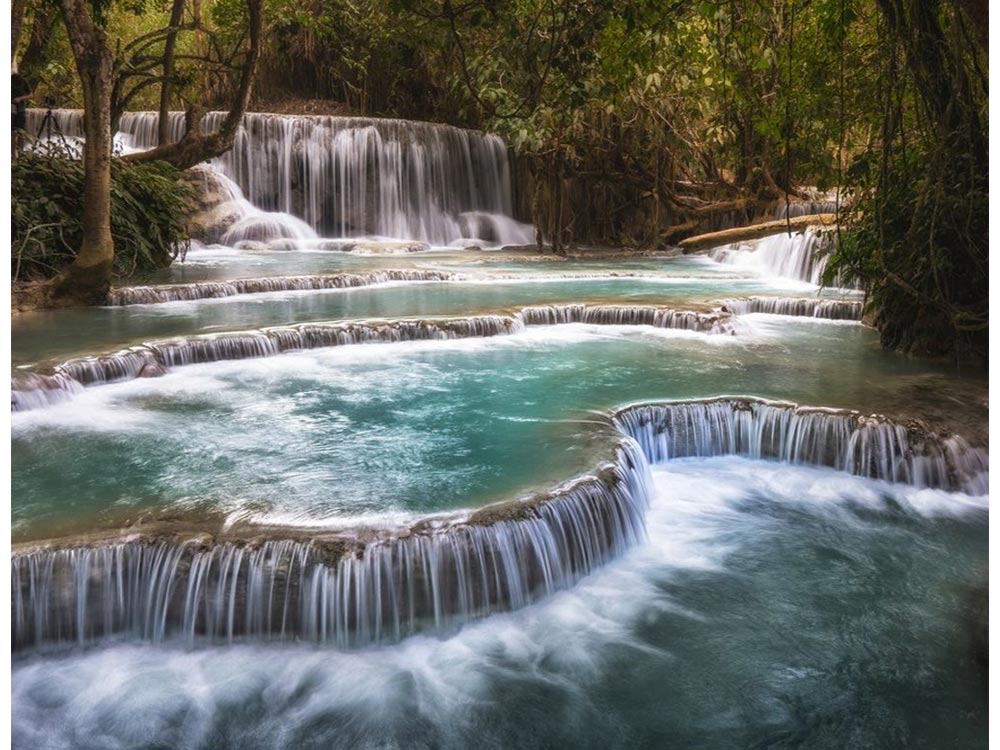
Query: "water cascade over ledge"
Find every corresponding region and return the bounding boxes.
[28,109,533,246]
[520,304,735,332]
[614,397,988,493]
[107,270,463,305]
[11,307,736,411]
[12,438,652,650]
[11,398,986,652]
[105,270,659,306]
[709,228,858,287]
[717,296,863,320]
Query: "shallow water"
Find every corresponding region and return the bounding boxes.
[150,247,735,283]
[12,280,842,368]
[11,231,987,749]
[12,459,987,749]
[11,317,973,541]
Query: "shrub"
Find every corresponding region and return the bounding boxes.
[12,152,194,283]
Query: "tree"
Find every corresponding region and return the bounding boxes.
[47,0,116,304]
[46,0,263,303]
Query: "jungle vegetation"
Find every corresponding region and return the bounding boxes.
[10,0,988,359]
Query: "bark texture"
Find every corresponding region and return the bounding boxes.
[48,0,115,304]
[678,214,836,252]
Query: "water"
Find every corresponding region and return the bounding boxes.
[12,459,987,748]
[28,109,533,245]
[12,259,854,366]
[12,317,981,539]
[12,113,986,748]
[709,228,856,286]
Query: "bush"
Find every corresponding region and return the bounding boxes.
[12,152,194,283]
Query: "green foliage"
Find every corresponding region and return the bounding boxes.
[12,153,193,283]
[825,0,988,360]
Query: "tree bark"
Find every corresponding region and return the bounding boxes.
[157,0,187,145]
[12,0,28,62]
[48,0,115,304]
[678,214,836,253]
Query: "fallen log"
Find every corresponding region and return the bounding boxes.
[678,214,837,253]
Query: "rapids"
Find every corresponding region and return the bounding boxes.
[11,456,987,748]
[12,110,986,750]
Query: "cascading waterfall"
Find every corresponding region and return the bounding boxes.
[11,307,741,411]
[614,397,989,493]
[107,270,462,305]
[8,372,85,412]
[520,304,736,334]
[709,228,857,287]
[214,174,318,246]
[717,296,862,320]
[12,438,652,650]
[12,397,987,653]
[773,201,839,219]
[105,270,657,305]
[13,315,523,400]
[27,109,532,246]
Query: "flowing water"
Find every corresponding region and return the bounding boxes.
[11,112,987,749]
[28,110,533,245]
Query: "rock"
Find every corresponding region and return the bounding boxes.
[136,362,167,378]
[178,167,246,244]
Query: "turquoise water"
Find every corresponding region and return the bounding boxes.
[10,245,987,749]
[12,258,843,366]
[151,247,742,283]
[12,317,971,541]
[12,459,987,748]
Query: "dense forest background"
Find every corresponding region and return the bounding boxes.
[12,0,988,360]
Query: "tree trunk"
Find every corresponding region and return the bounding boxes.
[12,0,28,61]
[48,0,115,304]
[678,213,836,253]
[157,0,187,145]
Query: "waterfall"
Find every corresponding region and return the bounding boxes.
[10,372,85,412]
[717,297,862,320]
[12,439,652,650]
[12,307,744,411]
[26,109,531,246]
[106,270,659,305]
[520,304,736,334]
[108,270,462,305]
[12,396,988,652]
[21,315,521,391]
[773,200,839,219]
[709,228,856,287]
[614,397,989,493]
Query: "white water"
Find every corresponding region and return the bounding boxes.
[12,440,652,650]
[717,296,863,320]
[11,457,987,749]
[615,398,989,493]
[13,395,986,652]
[28,109,533,246]
[709,228,857,287]
[11,309,745,410]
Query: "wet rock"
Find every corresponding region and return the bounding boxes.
[137,362,167,378]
